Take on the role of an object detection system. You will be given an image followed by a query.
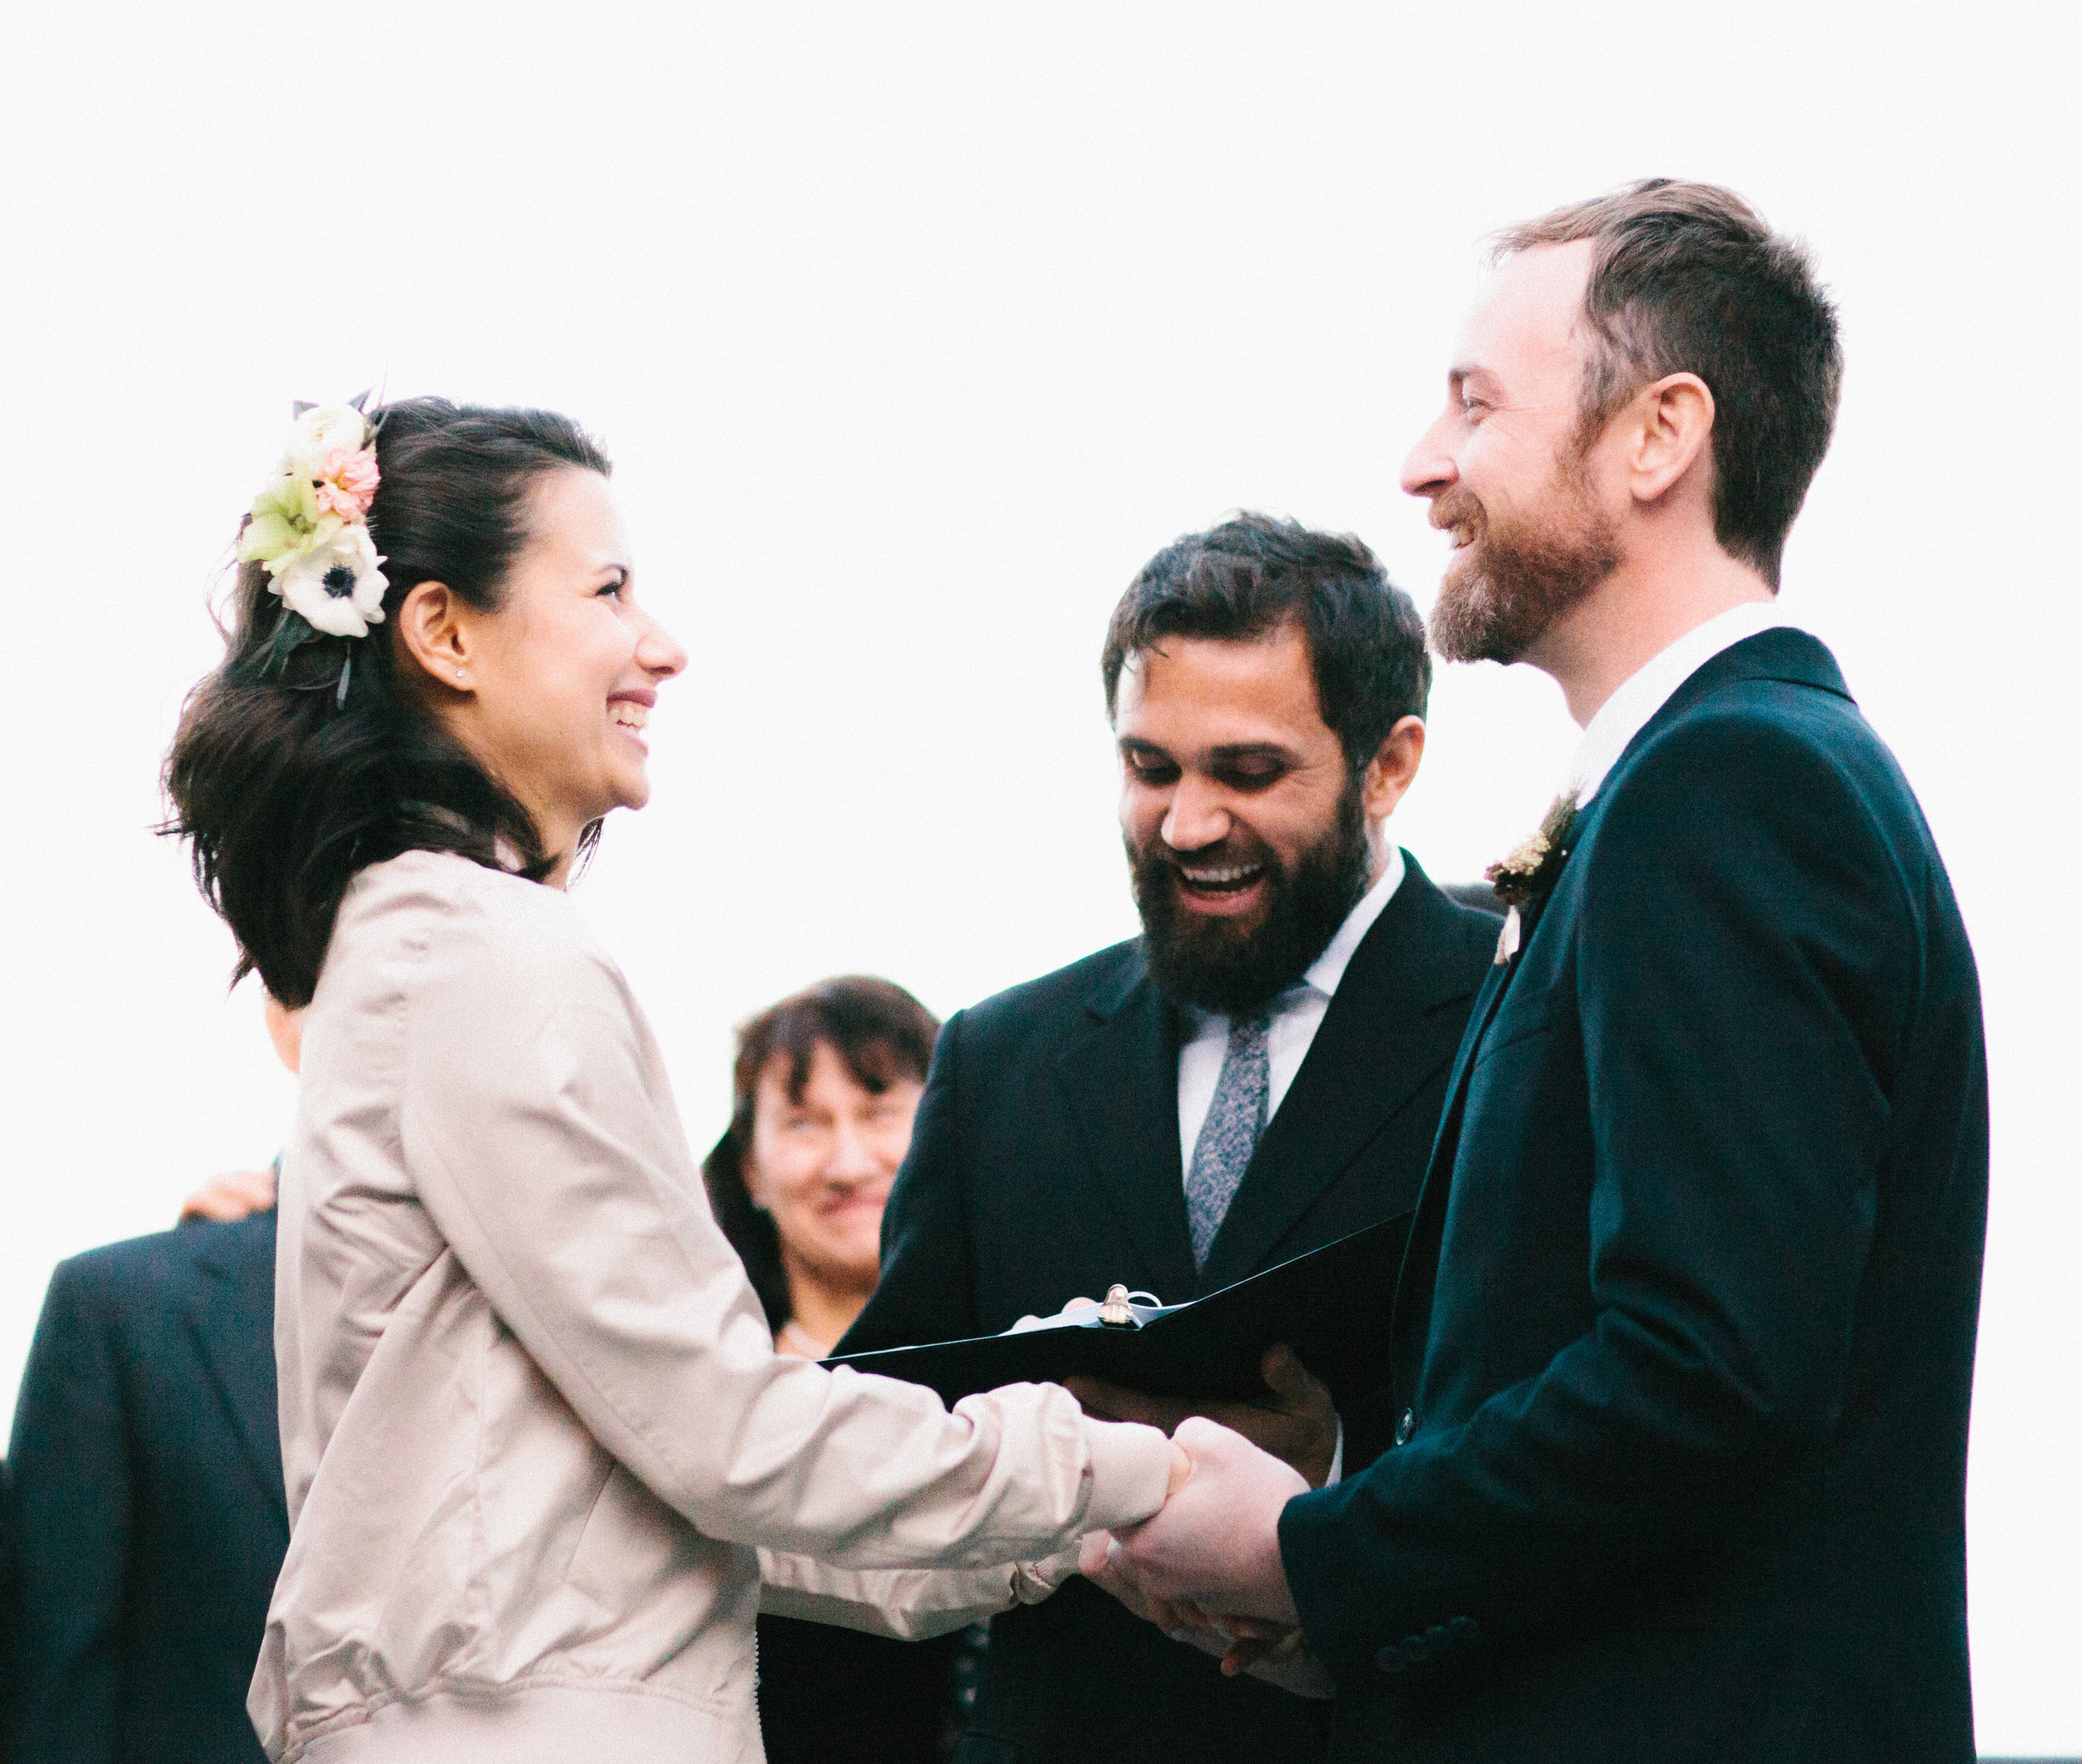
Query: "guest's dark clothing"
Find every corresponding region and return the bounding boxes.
[1,1458,18,1745]
[843,856,1499,1764]
[755,1613,959,1764]
[7,1212,288,1764]
[1280,632,1988,1762]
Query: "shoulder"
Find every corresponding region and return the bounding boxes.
[1599,670,1911,859]
[330,850,623,1016]
[952,937,1146,1049]
[40,1220,223,1323]
[1577,671,1935,956]
[1399,860,1508,990]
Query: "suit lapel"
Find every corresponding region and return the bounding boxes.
[1197,864,1483,1293]
[1052,955,1200,1302]
[182,1214,287,1520]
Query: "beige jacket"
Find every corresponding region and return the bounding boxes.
[255,852,1172,1762]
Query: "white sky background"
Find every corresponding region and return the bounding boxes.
[1,2,2075,1746]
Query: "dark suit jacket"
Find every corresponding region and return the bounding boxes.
[841,856,1499,1764]
[1280,632,1988,1762]
[7,1212,289,1764]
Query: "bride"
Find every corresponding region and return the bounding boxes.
[164,397,1183,1762]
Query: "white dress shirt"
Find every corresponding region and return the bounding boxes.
[1169,848,1406,1487]
[1567,600,1797,806]
[1175,844,1407,1169]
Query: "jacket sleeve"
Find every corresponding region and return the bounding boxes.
[1280,710,1916,1677]
[755,1546,1073,1640]
[4,1258,132,1764]
[835,1010,979,1357]
[397,904,1173,1569]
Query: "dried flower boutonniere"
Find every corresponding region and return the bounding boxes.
[1483,789,1579,965]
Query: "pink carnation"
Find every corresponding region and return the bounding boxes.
[314,445,380,520]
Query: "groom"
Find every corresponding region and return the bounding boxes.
[1094,181,1988,1763]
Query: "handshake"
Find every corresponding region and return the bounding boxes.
[1063,1339,1341,1701]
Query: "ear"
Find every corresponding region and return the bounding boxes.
[1623,371,1716,506]
[1361,715,1427,822]
[393,581,475,695]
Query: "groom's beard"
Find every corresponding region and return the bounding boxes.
[1128,778,1372,1016]
[1428,454,1621,665]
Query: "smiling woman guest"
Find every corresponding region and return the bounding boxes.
[705,979,938,1363]
[162,398,1183,1764]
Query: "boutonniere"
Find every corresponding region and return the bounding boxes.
[1484,790,1579,965]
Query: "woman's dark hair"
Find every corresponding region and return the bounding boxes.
[163,398,611,1007]
[701,977,941,1332]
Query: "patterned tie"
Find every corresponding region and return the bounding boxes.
[1185,1013,1271,1270]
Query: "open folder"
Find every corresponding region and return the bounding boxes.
[824,1213,1406,1408]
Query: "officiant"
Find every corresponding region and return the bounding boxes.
[836,516,1500,1764]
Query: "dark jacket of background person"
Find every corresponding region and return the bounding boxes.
[1,1457,17,1744]
[841,859,1500,1764]
[7,1210,287,1764]
[1279,633,1989,1763]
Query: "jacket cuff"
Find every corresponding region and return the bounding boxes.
[1077,1417,1175,1531]
[1278,1477,1377,1680]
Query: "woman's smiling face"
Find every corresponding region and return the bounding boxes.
[415,467,686,870]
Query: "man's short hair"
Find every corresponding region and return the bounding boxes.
[1101,512,1431,775]
[1495,178,1842,587]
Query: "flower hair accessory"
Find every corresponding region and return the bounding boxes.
[237,395,389,698]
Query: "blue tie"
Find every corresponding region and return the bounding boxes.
[1185,1013,1271,1269]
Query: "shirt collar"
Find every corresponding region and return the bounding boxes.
[1302,843,1406,999]
[1568,601,1795,806]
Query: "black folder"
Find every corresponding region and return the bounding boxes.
[824,1215,1404,1409]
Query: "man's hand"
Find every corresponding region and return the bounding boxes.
[179,1166,277,1223]
[1109,1415,1306,1622]
[1080,1529,1334,1698]
[1067,1343,1337,1487]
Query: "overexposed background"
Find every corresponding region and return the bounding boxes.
[1,3,2075,1747]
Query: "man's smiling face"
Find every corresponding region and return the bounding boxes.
[1113,623,1370,1013]
[1402,239,1624,664]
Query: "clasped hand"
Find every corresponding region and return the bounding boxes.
[1083,1416,1329,1697]
[1036,1314,1332,1696]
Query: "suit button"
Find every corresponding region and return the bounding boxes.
[1449,1616,1480,1647]
[1424,1623,1451,1654]
[1374,1642,1410,1673]
[1394,1408,1415,1446]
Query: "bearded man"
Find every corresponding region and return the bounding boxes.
[1093,182,1988,1764]
[836,513,1501,1764]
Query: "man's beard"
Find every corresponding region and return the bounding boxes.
[1128,779,1372,1016]
[1428,451,1621,665]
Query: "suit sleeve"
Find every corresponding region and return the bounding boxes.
[1280,710,1913,1677]
[5,1259,132,1764]
[835,1011,980,1358]
[400,925,1172,1567]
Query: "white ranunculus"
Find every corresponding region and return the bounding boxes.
[271,521,389,638]
[282,404,370,478]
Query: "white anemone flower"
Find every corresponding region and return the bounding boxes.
[271,521,389,638]
[282,404,370,478]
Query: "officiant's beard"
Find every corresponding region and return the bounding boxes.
[1428,457,1621,665]
[1129,780,1371,1016]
